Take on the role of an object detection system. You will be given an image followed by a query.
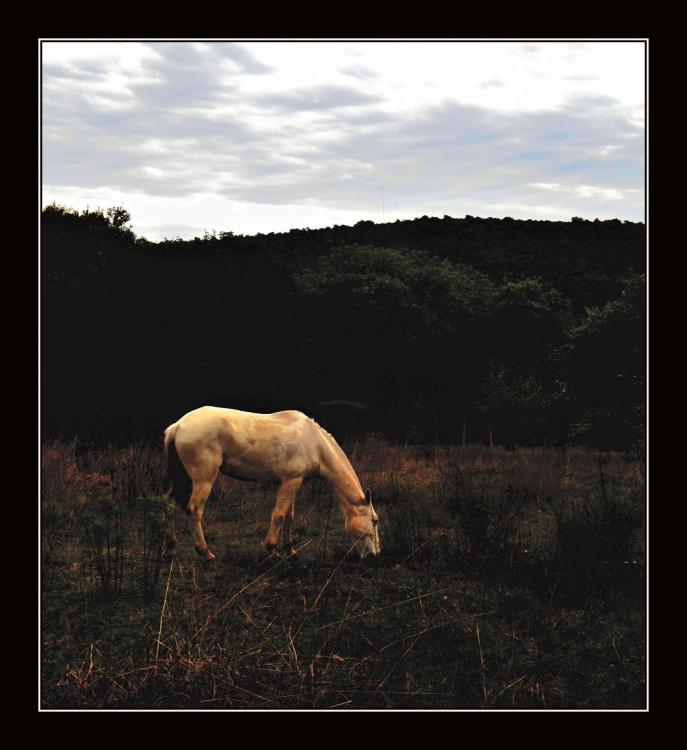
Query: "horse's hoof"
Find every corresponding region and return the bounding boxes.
[258,546,279,566]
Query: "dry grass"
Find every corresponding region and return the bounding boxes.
[41,438,646,709]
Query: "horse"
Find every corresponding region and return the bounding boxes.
[162,406,380,564]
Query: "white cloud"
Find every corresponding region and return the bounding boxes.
[41,40,647,235]
[530,183,565,192]
[529,182,640,202]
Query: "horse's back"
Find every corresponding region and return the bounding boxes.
[178,406,308,427]
[171,407,321,479]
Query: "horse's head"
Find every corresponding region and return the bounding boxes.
[346,488,380,559]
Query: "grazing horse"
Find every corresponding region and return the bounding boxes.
[163,406,380,564]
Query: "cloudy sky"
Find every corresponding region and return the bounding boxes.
[41,40,646,241]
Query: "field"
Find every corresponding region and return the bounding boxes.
[41,438,646,709]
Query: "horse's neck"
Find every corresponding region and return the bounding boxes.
[317,429,362,502]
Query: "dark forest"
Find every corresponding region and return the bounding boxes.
[41,203,645,451]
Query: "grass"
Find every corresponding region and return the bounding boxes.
[41,438,646,709]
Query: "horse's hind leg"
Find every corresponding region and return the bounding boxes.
[186,479,217,565]
[164,440,192,562]
[162,481,215,565]
[265,477,303,555]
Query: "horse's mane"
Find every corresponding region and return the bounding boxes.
[309,418,363,494]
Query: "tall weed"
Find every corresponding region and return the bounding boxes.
[82,496,126,601]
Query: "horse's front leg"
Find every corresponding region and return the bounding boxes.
[282,493,297,555]
[264,477,303,555]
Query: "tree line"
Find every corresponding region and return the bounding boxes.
[41,203,645,451]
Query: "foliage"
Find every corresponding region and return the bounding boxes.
[293,244,495,328]
[137,496,175,601]
[41,207,645,449]
[82,496,127,601]
[479,364,549,447]
[42,201,138,244]
[384,375,436,445]
[564,272,645,451]
[493,277,566,318]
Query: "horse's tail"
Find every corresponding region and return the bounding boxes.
[164,421,191,512]
[163,421,179,454]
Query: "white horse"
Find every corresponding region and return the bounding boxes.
[163,406,380,564]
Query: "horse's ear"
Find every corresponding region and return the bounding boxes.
[364,488,372,504]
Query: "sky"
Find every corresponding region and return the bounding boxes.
[41,40,646,242]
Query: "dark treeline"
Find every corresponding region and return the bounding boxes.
[41,203,645,450]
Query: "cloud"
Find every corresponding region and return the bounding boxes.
[340,65,379,80]
[479,78,505,88]
[139,222,208,240]
[518,44,542,55]
[42,44,645,228]
[43,59,110,81]
[131,43,240,109]
[255,84,383,112]
[201,42,275,75]
[142,41,273,76]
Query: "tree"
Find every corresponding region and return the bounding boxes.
[292,243,494,330]
[106,206,132,228]
[479,363,549,447]
[564,271,645,451]
[318,400,368,441]
[42,202,137,244]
